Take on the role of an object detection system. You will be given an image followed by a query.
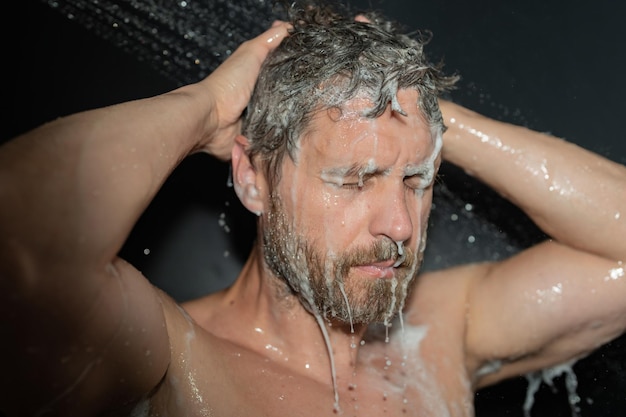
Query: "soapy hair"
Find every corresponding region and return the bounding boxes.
[242,1,459,186]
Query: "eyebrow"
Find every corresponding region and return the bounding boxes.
[320,162,391,180]
[404,163,434,177]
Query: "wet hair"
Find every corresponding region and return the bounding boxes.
[242,1,459,186]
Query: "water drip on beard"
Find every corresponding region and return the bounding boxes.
[394,240,406,267]
[337,281,354,334]
[344,237,423,412]
[383,241,406,341]
[384,278,398,343]
[298,278,342,413]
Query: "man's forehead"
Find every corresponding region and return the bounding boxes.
[302,107,435,164]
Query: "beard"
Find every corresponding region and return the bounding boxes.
[262,193,426,326]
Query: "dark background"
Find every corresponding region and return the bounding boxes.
[2,0,626,416]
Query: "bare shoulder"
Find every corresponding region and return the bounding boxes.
[148,292,261,416]
[0,256,174,416]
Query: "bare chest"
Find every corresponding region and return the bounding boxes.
[144,327,474,417]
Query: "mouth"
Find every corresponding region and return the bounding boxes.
[352,260,399,279]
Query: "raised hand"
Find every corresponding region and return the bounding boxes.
[197,21,290,160]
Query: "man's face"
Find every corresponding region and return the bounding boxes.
[262,89,440,326]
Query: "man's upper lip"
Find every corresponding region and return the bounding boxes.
[357,260,397,268]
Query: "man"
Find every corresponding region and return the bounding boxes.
[1,3,625,416]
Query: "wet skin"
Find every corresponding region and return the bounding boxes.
[148,91,626,417]
[156,89,477,416]
[6,16,626,417]
[262,89,439,325]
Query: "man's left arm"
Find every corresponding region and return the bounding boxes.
[439,100,626,387]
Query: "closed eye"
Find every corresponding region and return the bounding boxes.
[404,174,432,191]
[342,173,375,190]
[342,183,362,190]
[404,175,422,190]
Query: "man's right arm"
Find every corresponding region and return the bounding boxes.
[0,23,288,416]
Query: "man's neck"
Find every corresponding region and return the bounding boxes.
[213,247,371,384]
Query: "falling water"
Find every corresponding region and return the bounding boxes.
[41,0,287,86]
[312,311,341,412]
[523,360,582,417]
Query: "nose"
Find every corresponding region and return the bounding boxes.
[368,187,416,244]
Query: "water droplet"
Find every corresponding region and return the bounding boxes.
[605,266,625,281]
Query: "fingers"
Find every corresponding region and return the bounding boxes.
[197,21,291,159]
[226,20,289,71]
[256,20,291,50]
[208,20,290,83]
[271,19,287,28]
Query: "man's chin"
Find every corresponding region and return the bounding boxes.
[322,296,404,326]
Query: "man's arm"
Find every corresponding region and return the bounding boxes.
[439,100,626,387]
[0,23,288,415]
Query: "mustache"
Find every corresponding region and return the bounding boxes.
[338,238,415,271]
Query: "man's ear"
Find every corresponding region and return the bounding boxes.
[231,135,266,215]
